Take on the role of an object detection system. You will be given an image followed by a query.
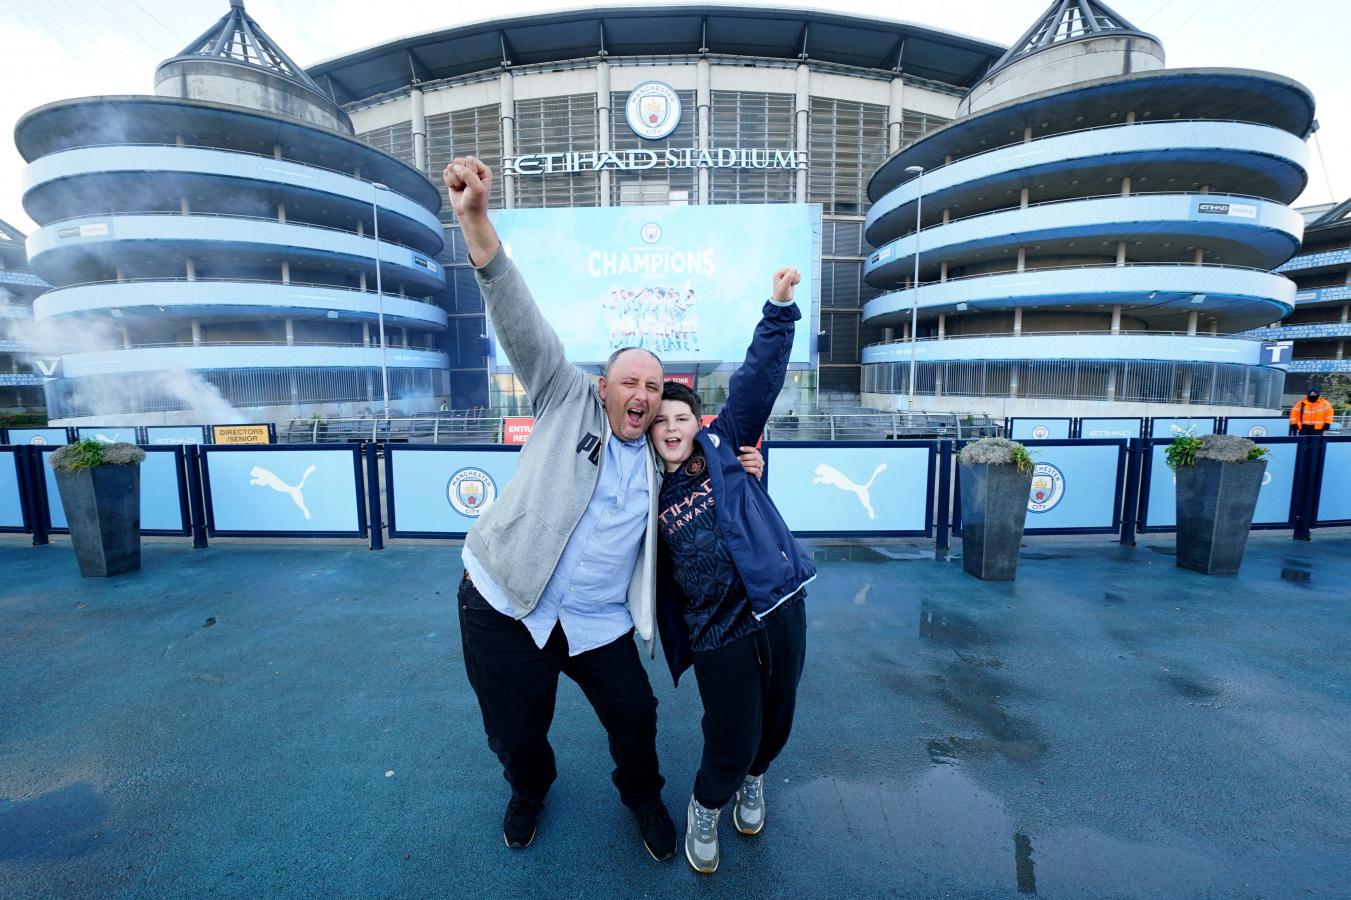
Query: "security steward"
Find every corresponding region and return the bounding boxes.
[1289,389,1335,435]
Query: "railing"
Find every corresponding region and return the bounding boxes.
[41,275,441,306]
[284,415,503,445]
[864,330,1260,349]
[867,259,1284,290]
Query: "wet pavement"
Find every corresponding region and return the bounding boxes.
[1,531,1349,898]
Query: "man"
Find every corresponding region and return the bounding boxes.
[444,156,763,858]
[1289,389,1335,435]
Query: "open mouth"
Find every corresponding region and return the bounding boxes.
[664,437,682,450]
[626,406,645,429]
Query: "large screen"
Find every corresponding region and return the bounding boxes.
[489,204,821,369]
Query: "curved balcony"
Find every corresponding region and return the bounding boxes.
[1276,247,1351,276]
[22,145,443,255]
[1242,322,1351,341]
[34,280,448,330]
[59,344,449,378]
[862,264,1295,333]
[860,332,1266,366]
[27,214,444,292]
[866,121,1310,246]
[865,194,1304,286]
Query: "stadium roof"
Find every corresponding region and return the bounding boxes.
[306,5,1007,105]
[1306,197,1351,239]
[984,0,1158,81]
[160,0,328,98]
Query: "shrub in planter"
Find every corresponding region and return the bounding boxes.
[1167,433,1268,576]
[48,440,145,577]
[958,437,1035,580]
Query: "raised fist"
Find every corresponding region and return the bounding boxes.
[772,267,801,302]
[443,156,492,219]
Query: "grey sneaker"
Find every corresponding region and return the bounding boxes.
[733,774,765,835]
[684,795,720,874]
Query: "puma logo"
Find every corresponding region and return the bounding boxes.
[813,463,887,520]
[249,464,317,520]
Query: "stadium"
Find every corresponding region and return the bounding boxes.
[9,0,1320,424]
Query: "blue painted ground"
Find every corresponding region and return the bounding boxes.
[1,532,1348,898]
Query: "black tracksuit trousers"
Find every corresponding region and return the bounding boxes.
[457,575,665,810]
[691,594,807,810]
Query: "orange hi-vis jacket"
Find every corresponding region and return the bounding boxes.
[1289,397,1335,430]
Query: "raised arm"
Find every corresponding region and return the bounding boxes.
[710,267,802,448]
[444,156,584,411]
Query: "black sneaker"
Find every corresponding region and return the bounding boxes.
[634,800,677,861]
[503,797,543,849]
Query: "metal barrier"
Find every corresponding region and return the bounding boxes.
[2,434,1348,551]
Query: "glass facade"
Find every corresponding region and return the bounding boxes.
[355,87,951,410]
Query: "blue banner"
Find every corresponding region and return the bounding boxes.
[1224,417,1288,438]
[1144,441,1295,528]
[1008,418,1071,440]
[5,428,67,446]
[41,449,187,533]
[0,449,23,530]
[1079,418,1142,439]
[203,448,362,535]
[1021,442,1123,531]
[386,446,521,537]
[1150,417,1217,438]
[144,426,206,445]
[490,204,820,367]
[765,443,931,535]
[1317,441,1351,524]
[76,426,138,444]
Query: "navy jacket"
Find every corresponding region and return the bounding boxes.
[657,299,817,685]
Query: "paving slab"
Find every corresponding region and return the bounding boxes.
[1,532,1348,898]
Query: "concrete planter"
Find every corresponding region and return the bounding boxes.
[54,464,142,577]
[959,462,1033,580]
[1174,457,1266,576]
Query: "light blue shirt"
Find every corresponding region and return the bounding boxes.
[462,433,651,656]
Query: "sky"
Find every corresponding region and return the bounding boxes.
[0,0,1346,235]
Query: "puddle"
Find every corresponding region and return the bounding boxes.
[919,605,991,647]
[0,784,109,862]
[1103,591,1129,604]
[1161,671,1224,702]
[1014,832,1037,894]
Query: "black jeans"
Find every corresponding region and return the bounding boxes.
[457,575,665,809]
[691,593,807,809]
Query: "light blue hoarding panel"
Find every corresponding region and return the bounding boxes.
[6,428,68,445]
[1009,419,1071,440]
[42,450,186,532]
[490,204,820,367]
[145,426,206,445]
[767,445,929,534]
[76,426,138,444]
[205,449,360,534]
[1145,442,1296,528]
[1150,417,1217,438]
[1023,443,1122,531]
[1317,442,1351,523]
[388,448,521,536]
[0,450,23,529]
[1079,418,1142,439]
[1225,417,1288,438]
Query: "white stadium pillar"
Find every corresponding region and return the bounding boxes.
[796,64,809,204]
[698,59,711,205]
[887,76,904,154]
[597,61,611,206]
[411,85,427,174]
[500,70,515,209]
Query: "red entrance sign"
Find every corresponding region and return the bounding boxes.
[502,417,534,445]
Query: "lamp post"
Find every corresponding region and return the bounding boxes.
[905,164,924,410]
[371,181,391,420]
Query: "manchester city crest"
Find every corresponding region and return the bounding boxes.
[1248,425,1267,437]
[1027,463,1065,514]
[1031,425,1050,439]
[625,82,681,140]
[448,467,497,517]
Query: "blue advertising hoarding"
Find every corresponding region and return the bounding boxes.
[1008,418,1072,440]
[201,447,364,536]
[1316,440,1351,525]
[386,445,521,538]
[145,426,207,445]
[490,204,820,367]
[1079,418,1143,439]
[39,447,189,534]
[76,426,137,444]
[5,428,68,445]
[1224,417,1288,438]
[1020,441,1125,532]
[1143,440,1296,529]
[0,449,24,531]
[764,442,932,536]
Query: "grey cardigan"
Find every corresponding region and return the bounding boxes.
[462,248,661,651]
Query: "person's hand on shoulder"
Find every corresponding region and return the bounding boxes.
[772,267,801,303]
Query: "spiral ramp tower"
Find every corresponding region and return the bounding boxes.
[16,0,447,425]
[860,0,1314,418]
[0,220,51,414]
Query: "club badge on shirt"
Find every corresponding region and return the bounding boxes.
[684,456,706,477]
